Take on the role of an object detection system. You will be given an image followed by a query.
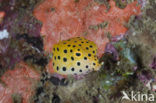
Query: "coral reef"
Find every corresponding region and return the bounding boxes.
[0,0,155,103]
[33,0,140,57]
[0,62,39,103]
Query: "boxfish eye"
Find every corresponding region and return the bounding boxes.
[76,53,81,56]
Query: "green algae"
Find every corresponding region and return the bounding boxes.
[12,93,22,103]
[113,0,127,9]
[94,0,110,11]
[89,21,109,31]
[74,0,80,3]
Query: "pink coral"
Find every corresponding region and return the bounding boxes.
[34,0,141,73]
[34,0,140,57]
[0,62,39,103]
[0,11,5,23]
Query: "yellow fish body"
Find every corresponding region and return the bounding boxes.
[52,37,101,75]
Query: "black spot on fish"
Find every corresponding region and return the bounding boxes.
[88,54,91,57]
[58,56,60,60]
[63,58,67,62]
[71,68,75,71]
[57,66,59,70]
[64,50,67,53]
[86,65,89,68]
[71,56,74,61]
[86,47,89,50]
[70,49,73,52]
[84,57,87,60]
[62,67,66,71]
[77,62,81,66]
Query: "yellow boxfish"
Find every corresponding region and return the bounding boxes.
[52,37,101,76]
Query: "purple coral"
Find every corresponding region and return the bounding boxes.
[105,43,119,60]
[0,38,10,54]
[0,0,42,70]
[138,0,147,9]
[111,34,124,42]
[0,0,42,37]
[137,70,153,84]
[149,56,156,69]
